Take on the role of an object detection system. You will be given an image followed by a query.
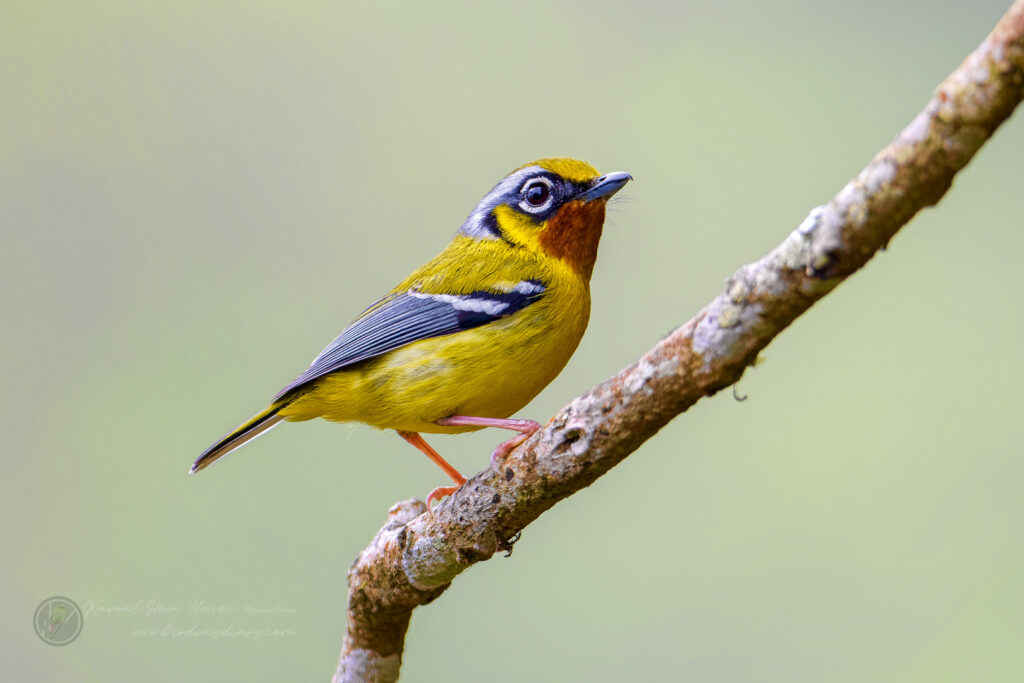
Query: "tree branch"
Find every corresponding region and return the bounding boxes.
[334,3,1024,681]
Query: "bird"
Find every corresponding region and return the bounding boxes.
[192,158,631,508]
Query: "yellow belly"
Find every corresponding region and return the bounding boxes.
[278,285,590,433]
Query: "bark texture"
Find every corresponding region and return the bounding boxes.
[335,3,1024,680]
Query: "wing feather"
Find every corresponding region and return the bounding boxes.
[275,281,545,399]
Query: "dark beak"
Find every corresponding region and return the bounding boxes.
[578,171,633,202]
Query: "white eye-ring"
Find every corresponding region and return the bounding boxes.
[518,176,555,214]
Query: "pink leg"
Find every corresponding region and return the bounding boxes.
[397,431,467,511]
[435,416,541,474]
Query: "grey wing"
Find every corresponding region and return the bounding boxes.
[274,281,546,399]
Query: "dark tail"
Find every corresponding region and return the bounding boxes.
[191,405,285,473]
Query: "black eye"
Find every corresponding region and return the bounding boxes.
[524,180,551,207]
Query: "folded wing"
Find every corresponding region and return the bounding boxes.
[275,280,546,399]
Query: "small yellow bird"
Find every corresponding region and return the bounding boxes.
[193,158,631,507]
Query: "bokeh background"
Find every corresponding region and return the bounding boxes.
[4,1,1023,680]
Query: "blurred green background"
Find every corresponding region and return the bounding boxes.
[4,0,1023,680]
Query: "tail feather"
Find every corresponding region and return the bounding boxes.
[191,406,285,473]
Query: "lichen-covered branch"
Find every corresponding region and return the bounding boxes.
[334,3,1024,681]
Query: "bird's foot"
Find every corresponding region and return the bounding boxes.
[434,416,542,477]
[490,431,533,475]
[426,484,461,512]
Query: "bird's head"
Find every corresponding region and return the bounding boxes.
[459,158,631,280]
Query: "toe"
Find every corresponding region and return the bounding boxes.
[426,485,460,511]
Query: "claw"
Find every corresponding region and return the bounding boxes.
[426,485,460,512]
[490,432,532,475]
